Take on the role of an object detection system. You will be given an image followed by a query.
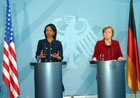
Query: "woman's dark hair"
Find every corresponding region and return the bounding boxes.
[44,24,57,39]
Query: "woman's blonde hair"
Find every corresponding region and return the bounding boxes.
[102,25,114,37]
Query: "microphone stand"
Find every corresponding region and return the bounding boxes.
[50,43,51,62]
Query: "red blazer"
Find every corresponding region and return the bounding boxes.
[92,39,123,61]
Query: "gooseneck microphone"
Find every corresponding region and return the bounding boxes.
[107,46,110,60]
[108,40,111,60]
[44,40,47,61]
[50,43,52,62]
[112,45,114,60]
[109,40,114,60]
[106,40,114,60]
[109,41,114,60]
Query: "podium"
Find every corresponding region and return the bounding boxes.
[30,62,65,98]
[90,60,126,98]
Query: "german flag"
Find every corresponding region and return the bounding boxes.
[127,0,140,94]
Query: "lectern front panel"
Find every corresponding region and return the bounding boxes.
[32,62,62,98]
[97,61,126,98]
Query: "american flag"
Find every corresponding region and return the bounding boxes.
[3,0,20,98]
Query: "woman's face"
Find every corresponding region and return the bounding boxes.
[103,28,113,40]
[45,26,55,38]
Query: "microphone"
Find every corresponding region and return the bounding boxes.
[106,40,114,60]
[109,40,114,60]
[112,44,114,60]
[43,40,47,61]
[108,40,111,60]
[50,43,52,62]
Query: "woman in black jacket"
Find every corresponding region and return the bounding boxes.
[36,23,63,62]
[35,23,64,91]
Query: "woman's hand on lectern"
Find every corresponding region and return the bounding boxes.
[92,57,97,61]
[117,57,124,61]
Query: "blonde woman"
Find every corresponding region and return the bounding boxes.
[92,26,123,61]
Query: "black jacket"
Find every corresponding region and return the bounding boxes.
[36,39,63,62]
